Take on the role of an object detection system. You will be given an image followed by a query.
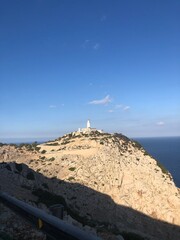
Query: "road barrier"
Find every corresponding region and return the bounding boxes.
[0,191,101,240]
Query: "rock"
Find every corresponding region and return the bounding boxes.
[0,204,46,240]
[115,235,124,240]
[0,131,180,240]
[83,225,97,235]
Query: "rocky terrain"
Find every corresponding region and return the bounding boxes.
[0,131,180,240]
[0,202,46,240]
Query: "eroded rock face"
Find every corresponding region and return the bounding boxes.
[0,132,180,240]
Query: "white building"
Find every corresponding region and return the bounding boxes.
[77,120,102,134]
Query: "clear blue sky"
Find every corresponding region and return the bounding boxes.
[0,0,180,140]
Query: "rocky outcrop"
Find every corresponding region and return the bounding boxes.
[0,132,180,240]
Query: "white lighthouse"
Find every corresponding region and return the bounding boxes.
[87,120,91,128]
[76,120,103,134]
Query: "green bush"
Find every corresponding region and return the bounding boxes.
[61,141,70,145]
[41,150,46,154]
[31,141,38,147]
[35,146,41,152]
[114,133,131,143]
[69,167,76,171]
[156,161,169,175]
[46,142,59,146]
[0,143,6,147]
[132,140,143,150]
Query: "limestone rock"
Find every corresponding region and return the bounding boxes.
[0,132,180,240]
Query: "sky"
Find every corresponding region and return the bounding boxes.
[0,0,180,140]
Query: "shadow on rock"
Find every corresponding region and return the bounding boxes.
[0,162,180,240]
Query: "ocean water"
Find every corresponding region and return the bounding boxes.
[0,138,51,144]
[134,137,180,188]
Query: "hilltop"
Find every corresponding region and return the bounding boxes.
[0,131,180,240]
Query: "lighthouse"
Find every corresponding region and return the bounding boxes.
[87,120,91,128]
[76,120,103,134]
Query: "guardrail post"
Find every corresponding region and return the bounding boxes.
[49,204,64,219]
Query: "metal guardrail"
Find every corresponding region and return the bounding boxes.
[0,191,101,240]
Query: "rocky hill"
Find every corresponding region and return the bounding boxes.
[0,131,180,240]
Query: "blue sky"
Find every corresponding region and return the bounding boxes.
[0,0,180,140]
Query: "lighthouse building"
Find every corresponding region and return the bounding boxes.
[77,120,102,134]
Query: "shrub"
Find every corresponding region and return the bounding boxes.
[32,188,92,227]
[61,141,70,145]
[156,161,169,175]
[0,231,13,240]
[18,143,25,148]
[42,183,49,189]
[68,176,75,181]
[21,185,31,190]
[27,172,35,180]
[15,163,23,172]
[35,146,41,152]
[70,196,77,200]
[41,150,46,154]
[5,165,12,171]
[32,188,67,207]
[114,133,131,142]
[0,143,6,147]
[132,140,143,150]
[31,141,38,147]
[121,231,145,240]
[46,142,59,146]
[132,140,150,156]
[69,167,76,171]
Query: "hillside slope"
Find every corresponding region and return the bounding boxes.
[0,131,180,239]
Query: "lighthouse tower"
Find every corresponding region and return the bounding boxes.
[76,120,102,134]
[87,120,91,128]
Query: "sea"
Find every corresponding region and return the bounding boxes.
[134,137,180,188]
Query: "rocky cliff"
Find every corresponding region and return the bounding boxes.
[0,131,180,240]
